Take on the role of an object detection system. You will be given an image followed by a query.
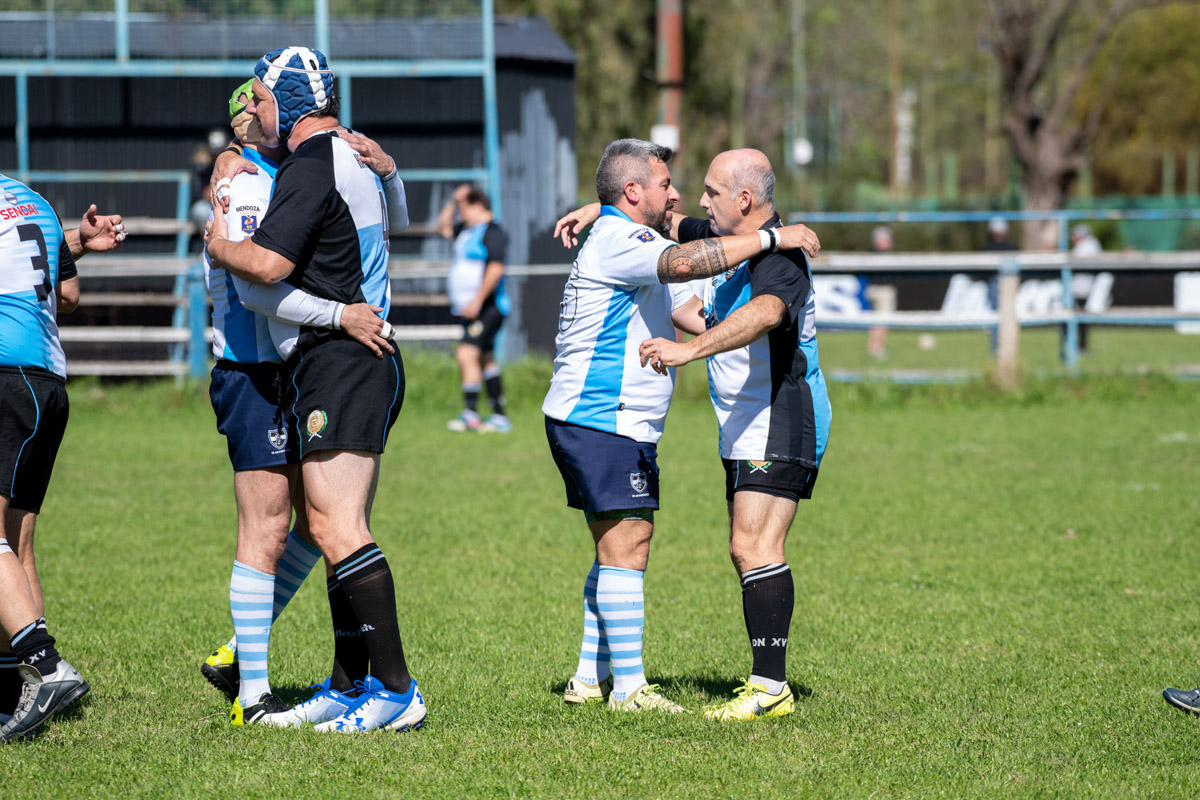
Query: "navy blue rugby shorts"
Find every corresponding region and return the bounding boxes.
[210,360,297,471]
[544,416,660,513]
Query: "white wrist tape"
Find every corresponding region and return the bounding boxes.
[758,229,771,252]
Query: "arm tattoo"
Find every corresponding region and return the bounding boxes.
[656,238,729,283]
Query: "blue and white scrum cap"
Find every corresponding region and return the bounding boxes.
[254,46,335,142]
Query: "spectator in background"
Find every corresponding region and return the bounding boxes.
[983,217,1016,252]
[865,225,895,359]
[437,184,512,434]
[1069,223,1103,353]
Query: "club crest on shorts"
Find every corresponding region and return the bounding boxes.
[267,427,287,449]
[629,472,647,493]
[306,409,328,440]
[241,215,257,234]
[748,460,772,473]
[467,320,485,338]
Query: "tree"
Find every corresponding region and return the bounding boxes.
[984,0,1198,246]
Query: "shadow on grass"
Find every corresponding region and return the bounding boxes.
[548,675,815,702]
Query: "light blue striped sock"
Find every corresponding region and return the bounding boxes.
[230,561,275,705]
[272,529,322,622]
[224,530,321,656]
[597,565,646,702]
[573,560,610,685]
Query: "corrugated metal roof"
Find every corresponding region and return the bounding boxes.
[0,14,575,65]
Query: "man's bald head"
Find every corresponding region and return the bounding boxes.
[711,148,775,209]
[700,148,776,236]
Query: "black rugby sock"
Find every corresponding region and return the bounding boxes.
[484,369,506,416]
[333,544,412,694]
[9,622,60,678]
[740,564,794,685]
[326,576,370,694]
[0,654,20,715]
[462,383,481,413]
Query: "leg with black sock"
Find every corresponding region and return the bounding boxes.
[704,490,799,721]
[331,544,411,694]
[483,363,506,418]
[327,572,370,692]
[741,563,794,693]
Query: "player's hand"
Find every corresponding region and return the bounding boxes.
[340,130,396,178]
[210,150,259,213]
[340,303,395,358]
[776,223,821,259]
[205,199,228,244]
[78,204,126,252]
[639,336,692,375]
[553,203,601,248]
[460,299,482,321]
[453,183,472,204]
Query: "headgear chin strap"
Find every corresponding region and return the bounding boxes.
[253,46,335,142]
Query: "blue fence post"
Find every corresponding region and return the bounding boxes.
[188,261,207,380]
[1060,257,1079,371]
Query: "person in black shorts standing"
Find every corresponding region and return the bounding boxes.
[206,46,424,734]
[437,184,512,433]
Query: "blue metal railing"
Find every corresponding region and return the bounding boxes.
[788,208,1200,373]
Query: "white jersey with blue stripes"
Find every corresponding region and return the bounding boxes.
[0,174,71,377]
[205,149,281,364]
[542,206,693,444]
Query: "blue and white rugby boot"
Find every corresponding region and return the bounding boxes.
[314,679,425,733]
[269,675,382,726]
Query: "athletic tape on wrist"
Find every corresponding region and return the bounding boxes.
[758,229,771,252]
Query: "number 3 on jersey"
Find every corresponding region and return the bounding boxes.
[16,222,53,302]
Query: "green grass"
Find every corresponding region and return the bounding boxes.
[2,351,1199,798]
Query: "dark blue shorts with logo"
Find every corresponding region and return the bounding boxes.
[210,360,297,471]
[544,416,660,513]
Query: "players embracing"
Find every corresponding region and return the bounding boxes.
[545,139,821,713]
[206,47,423,733]
[554,145,830,720]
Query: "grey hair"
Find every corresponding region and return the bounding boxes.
[727,155,775,207]
[595,138,674,205]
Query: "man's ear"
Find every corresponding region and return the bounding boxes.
[623,180,640,205]
[738,188,753,213]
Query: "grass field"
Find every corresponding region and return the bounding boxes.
[2,346,1199,798]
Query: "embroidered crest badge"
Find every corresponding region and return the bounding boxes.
[267,428,287,449]
[241,215,257,234]
[306,410,328,440]
[630,472,647,493]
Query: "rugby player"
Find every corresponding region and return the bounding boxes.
[637,149,831,721]
[437,184,512,433]
[544,139,820,712]
[199,79,408,727]
[1,180,124,741]
[206,47,423,733]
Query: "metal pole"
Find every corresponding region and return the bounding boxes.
[188,262,208,381]
[996,256,1020,389]
[339,74,352,129]
[315,0,330,58]
[16,71,29,182]
[481,0,502,221]
[654,0,683,150]
[115,0,129,64]
[788,0,806,175]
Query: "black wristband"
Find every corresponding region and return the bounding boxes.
[223,145,242,156]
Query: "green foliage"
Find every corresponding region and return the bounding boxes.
[3,358,1198,797]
